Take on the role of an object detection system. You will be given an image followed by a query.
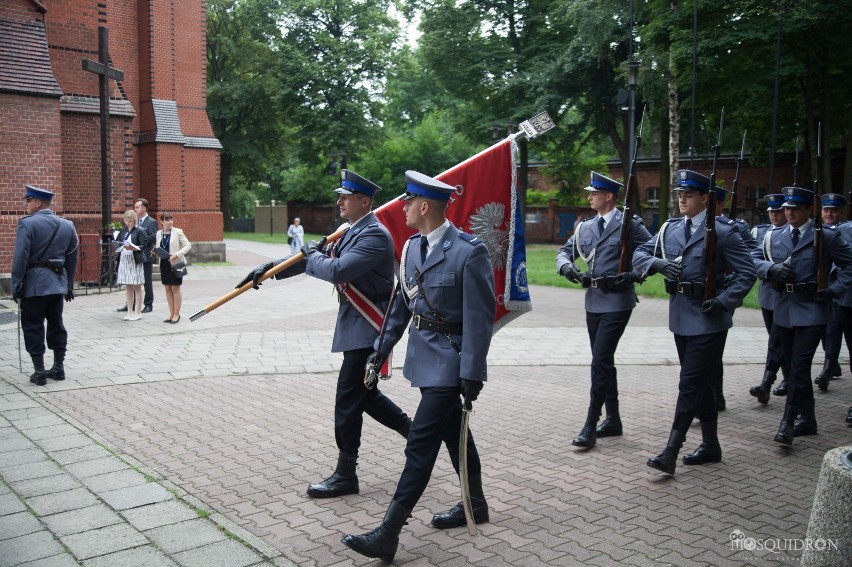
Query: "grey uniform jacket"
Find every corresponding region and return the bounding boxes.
[275,212,396,353]
[751,222,852,328]
[377,224,495,388]
[837,221,852,308]
[12,210,79,298]
[555,210,652,313]
[752,223,784,311]
[633,216,756,336]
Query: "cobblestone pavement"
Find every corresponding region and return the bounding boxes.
[1,239,849,566]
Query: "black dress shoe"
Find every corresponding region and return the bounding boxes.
[307,472,358,498]
[116,305,128,312]
[847,407,852,425]
[431,498,489,529]
[572,423,596,448]
[596,416,623,437]
[170,316,180,324]
[814,370,830,392]
[749,383,771,404]
[772,381,787,396]
[141,305,153,313]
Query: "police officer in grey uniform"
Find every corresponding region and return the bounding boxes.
[342,171,495,563]
[813,193,848,390]
[237,170,411,498]
[750,186,852,445]
[748,194,790,403]
[633,170,756,475]
[11,185,79,386]
[556,172,651,448]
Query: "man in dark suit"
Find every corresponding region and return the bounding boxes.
[342,170,496,563]
[237,170,411,499]
[11,185,79,385]
[556,171,652,448]
[750,186,852,445]
[117,198,156,313]
[633,170,756,476]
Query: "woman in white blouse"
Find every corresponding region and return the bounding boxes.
[154,213,192,323]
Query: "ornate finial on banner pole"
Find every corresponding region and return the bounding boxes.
[515,111,555,141]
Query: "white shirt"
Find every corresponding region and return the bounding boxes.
[422,220,451,258]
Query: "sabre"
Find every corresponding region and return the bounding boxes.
[191,111,555,322]
[459,394,477,536]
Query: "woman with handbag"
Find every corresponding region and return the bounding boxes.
[154,213,192,324]
[115,210,147,321]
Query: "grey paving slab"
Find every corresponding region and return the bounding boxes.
[81,546,179,567]
[0,511,43,540]
[99,482,173,510]
[9,474,83,498]
[41,503,123,537]
[0,531,65,567]
[25,487,100,517]
[63,456,128,478]
[170,538,264,567]
[0,431,36,453]
[0,460,63,483]
[35,433,96,454]
[14,553,81,567]
[60,523,149,561]
[77,468,149,493]
[144,519,228,554]
[0,491,27,515]
[21,424,82,442]
[0,448,47,468]
[46,444,113,466]
[120,500,200,531]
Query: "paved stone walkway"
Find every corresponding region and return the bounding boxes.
[1,239,849,566]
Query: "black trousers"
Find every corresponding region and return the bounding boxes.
[586,309,632,416]
[820,302,845,365]
[671,332,726,433]
[142,261,154,308]
[393,386,480,511]
[21,295,67,357]
[775,324,824,408]
[838,305,852,368]
[335,348,409,455]
[761,308,787,376]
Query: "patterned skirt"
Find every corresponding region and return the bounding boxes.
[116,250,144,285]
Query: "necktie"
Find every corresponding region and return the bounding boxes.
[420,235,428,263]
[792,227,800,247]
[684,218,692,243]
[598,217,606,236]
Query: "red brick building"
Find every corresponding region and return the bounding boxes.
[0,0,222,292]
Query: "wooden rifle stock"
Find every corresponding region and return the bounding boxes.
[703,110,724,303]
[618,105,645,273]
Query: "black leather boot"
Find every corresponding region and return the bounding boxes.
[572,408,598,448]
[647,430,685,475]
[342,499,410,563]
[397,417,412,439]
[307,452,358,498]
[793,399,818,437]
[749,371,774,404]
[773,404,798,445]
[814,360,833,391]
[596,401,623,437]
[682,421,722,465]
[829,360,842,378]
[772,380,788,397]
[847,406,852,425]
[46,349,66,381]
[431,473,489,529]
[29,355,46,386]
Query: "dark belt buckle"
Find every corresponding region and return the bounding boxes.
[677,282,686,294]
[590,278,599,289]
[785,283,794,293]
[413,314,422,329]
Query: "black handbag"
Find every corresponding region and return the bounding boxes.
[171,260,188,278]
[288,236,293,244]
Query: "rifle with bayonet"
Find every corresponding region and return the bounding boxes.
[728,130,746,221]
[703,110,724,303]
[814,123,826,299]
[617,105,646,273]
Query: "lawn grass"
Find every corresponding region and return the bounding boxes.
[224,231,326,244]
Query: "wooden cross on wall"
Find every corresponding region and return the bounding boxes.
[82,26,124,238]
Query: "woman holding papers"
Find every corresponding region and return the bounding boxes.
[154,213,192,324]
[115,210,147,321]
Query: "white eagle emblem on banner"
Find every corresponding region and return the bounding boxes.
[469,202,509,270]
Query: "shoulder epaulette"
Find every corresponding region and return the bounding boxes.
[735,218,749,226]
[578,215,595,224]
[716,217,735,226]
[824,224,838,231]
[756,223,770,229]
[407,233,419,241]
[458,232,482,246]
